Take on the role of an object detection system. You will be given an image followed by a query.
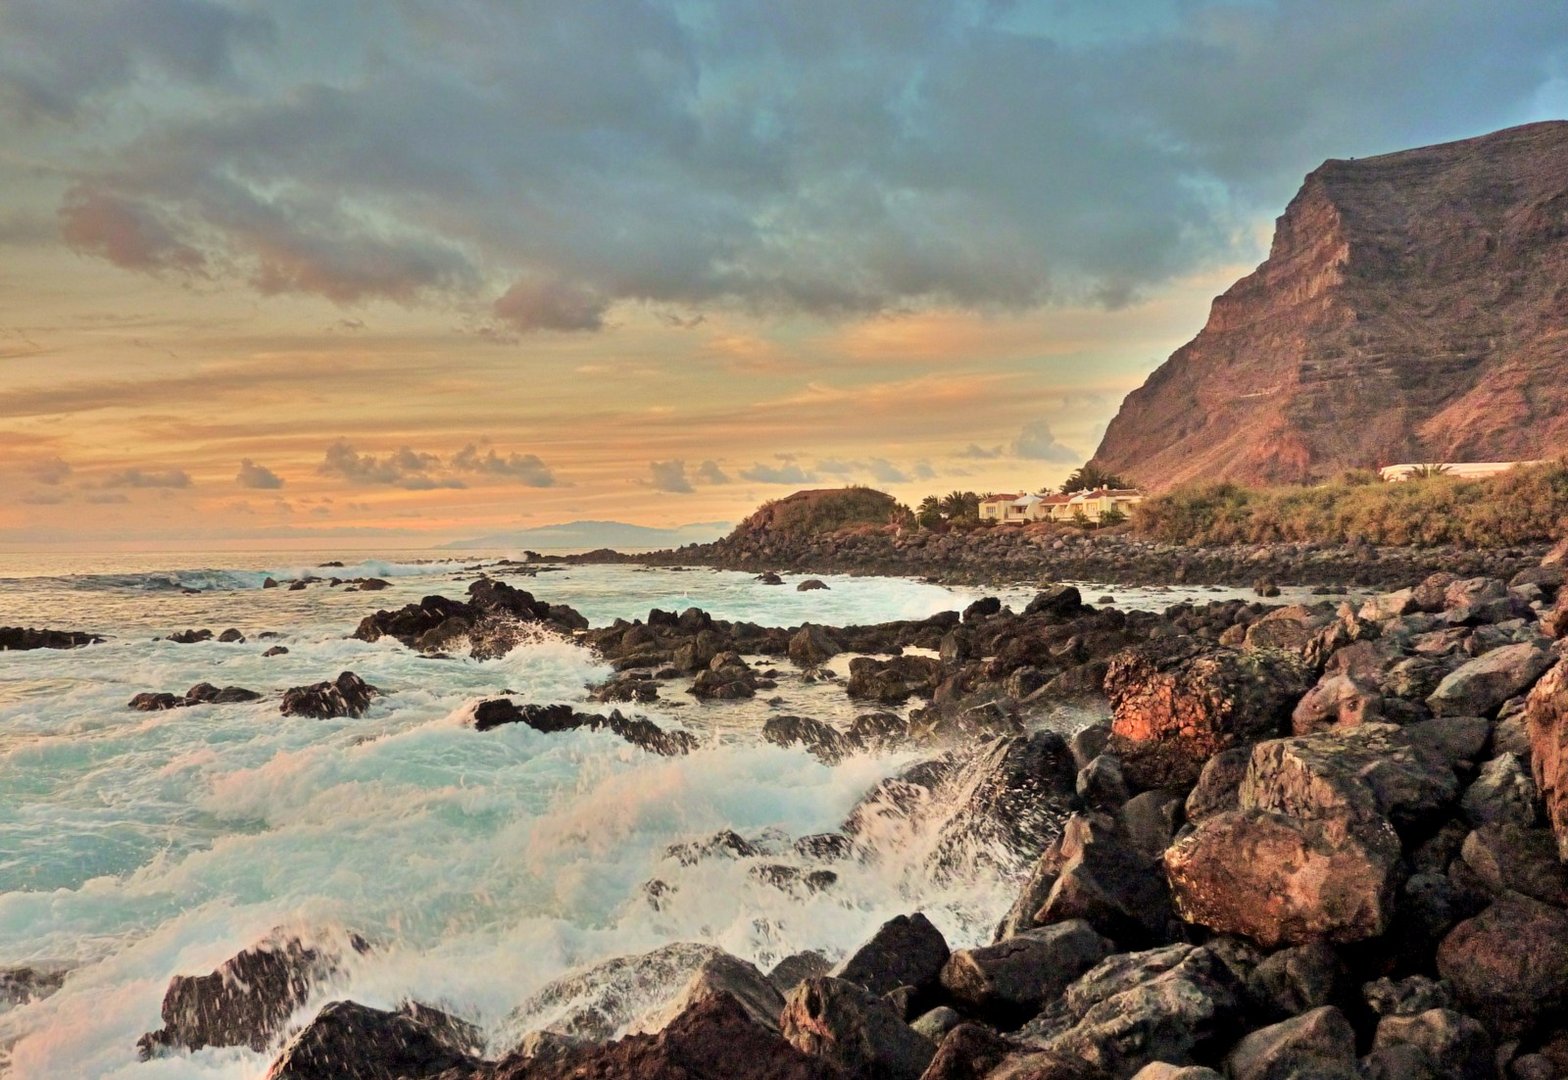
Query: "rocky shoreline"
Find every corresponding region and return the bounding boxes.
[557,526,1549,591]
[18,550,1568,1078]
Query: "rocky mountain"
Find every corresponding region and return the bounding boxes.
[1091,121,1568,489]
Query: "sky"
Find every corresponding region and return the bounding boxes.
[2,0,1567,550]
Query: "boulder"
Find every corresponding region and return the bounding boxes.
[1363,975,1453,1018]
[1119,788,1187,860]
[1247,940,1344,1022]
[138,935,354,1056]
[788,625,841,667]
[1026,944,1243,1078]
[1034,817,1172,945]
[1462,753,1539,829]
[764,715,855,765]
[770,952,833,995]
[1224,1006,1358,1080]
[939,920,1112,1025]
[494,992,842,1080]
[263,1000,481,1080]
[833,913,949,1000]
[1437,894,1568,1036]
[1104,640,1312,787]
[1290,672,1384,734]
[846,655,941,705]
[1460,823,1568,905]
[1076,755,1130,809]
[280,672,379,719]
[918,1022,1017,1080]
[1128,1068,1223,1080]
[643,953,786,1034]
[779,977,934,1080]
[910,1006,962,1044]
[1026,585,1087,619]
[1428,643,1552,718]
[1183,748,1250,824]
[508,941,726,1042]
[1525,659,1568,859]
[797,579,830,592]
[1363,1008,1493,1080]
[1243,606,1327,652]
[1163,808,1400,947]
[1239,723,1459,834]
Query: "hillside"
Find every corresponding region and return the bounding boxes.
[1091,121,1568,489]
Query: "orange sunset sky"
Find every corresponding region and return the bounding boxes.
[3,2,1566,549]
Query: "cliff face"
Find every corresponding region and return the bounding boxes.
[1091,121,1568,489]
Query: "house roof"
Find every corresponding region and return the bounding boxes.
[1039,493,1074,504]
[980,493,1022,504]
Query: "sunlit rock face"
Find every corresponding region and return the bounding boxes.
[1092,120,1568,489]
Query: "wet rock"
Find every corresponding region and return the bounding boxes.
[1460,823,1568,905]
[691,651,760,700]
[510,942,728,1042]
[1438,894,1568,1036]
[1104,639,1312,787]
[1069,722,1112,772]
[263,1000,481,1080]
[1224,1006,1358,1080]
[1463,753,1540,828]
[138,934,357,1056]
[1527,659,1568,858]
[280,672,379,719]
[262,645,289,657]
[1164,808,1400,946]
[1076,755,1130,809]
[473,699,697,755]
[750,864,837,896]
[779,977,934,1080]
[166,629,214,643]
[833,913,950,1000]
[262,577,279,589]
[494,992,842,1080]
[939,920,1112,1026]
[1364,975,1453,1018]
[848,712,907,750]
[1026,585,1089,619]
[217,628,246,643]
[964,597,1002,622]
[185,682,264,704]
[128,692,186,711]
[797,579,830,592]
[1364,1008,1493,1080]
[846,655,941,705]
[0,965,68,1010]
[764,715,855,764]
[1026,944,1243,1078]
[643,952,786,1034]
[794,833,855,861]
[789,624,842,667]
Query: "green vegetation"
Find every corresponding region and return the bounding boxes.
[734,486,899,538]
[1133,460,1568,547]
[1059,465,1133,494]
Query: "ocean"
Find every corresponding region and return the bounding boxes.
[0,551,1324,1078]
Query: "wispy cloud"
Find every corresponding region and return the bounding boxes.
[236,458,283,489]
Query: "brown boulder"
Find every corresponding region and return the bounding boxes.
[779,977,934,1080]
[1526,658,1568,859]
[1437,894,1568,1036]
[1163,808,1400,947]
[1104,640,1311,788]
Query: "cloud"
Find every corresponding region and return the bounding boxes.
[85,492,130,503]
[20,490,68,505]
[318,439,465,490]
[451,442,556,487]
[26,456,71,485]
[1011,420,1081,464]
[867,458,910,484]
[740,461,817,485]
[814,456,911,483]
[100,466,192,488]
[956,443,1004,460]
[648,459,694,493]
[695,460,730,485]
[19,3,1565,325]
[913,460,937,480]
[236,458,283,489]
[493,277,608,333]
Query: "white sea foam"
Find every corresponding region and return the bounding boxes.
[0,557,1052,1079]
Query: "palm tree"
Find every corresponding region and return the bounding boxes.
[940,490,980,520]
[916,495,944,528]
[1060,465,1133,494]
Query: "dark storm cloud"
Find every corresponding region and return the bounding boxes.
[9,1,1568,321]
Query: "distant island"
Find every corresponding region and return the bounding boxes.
[440,519,732,552]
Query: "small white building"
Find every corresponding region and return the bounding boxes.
[1380,461,1545,482]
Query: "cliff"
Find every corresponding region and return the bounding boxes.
[1091,121,1568,489]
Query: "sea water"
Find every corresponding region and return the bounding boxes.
[0,553,1339,1078]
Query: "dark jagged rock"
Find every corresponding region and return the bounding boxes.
[1223,1006,1358,1080]
[352,578,586,657]
[0,965,68,1010]
[493,992,841,1080]
[779,976,934,1080]
[263,999,482,1080]
[918,1022,1018,1080]
[846,655,941,705]
[280,672,379,719]
[833,913,950,1001]
[129,684,263,710]
[940,920,1111,1027]
[1526,658,1568,859]
[764,715,856,764]
[166,629,214,644]
[770,952,833,995]
[138,934,361,1057]
[789,624,842,667]
[1437,894,1568,1037]
[0,626,103,650]
[797,579,831,592]
[471,698,697,755]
